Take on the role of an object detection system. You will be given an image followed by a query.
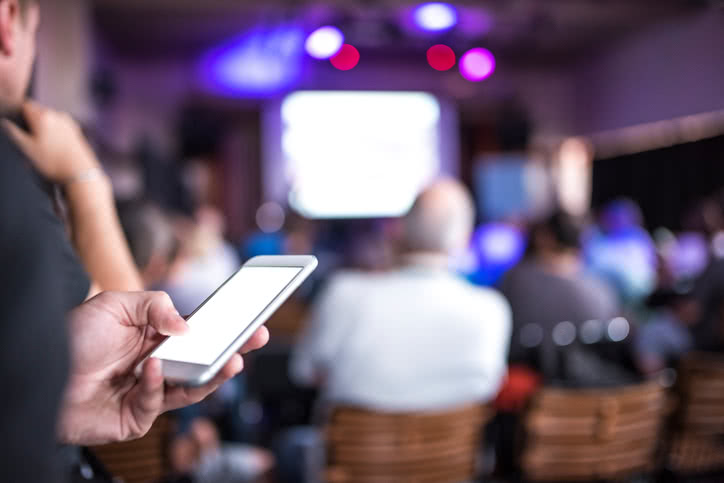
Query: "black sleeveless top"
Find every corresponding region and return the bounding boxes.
[0,129,90,481]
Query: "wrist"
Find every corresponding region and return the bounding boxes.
[57,141,101,184]
[62,167,113,211]
[63,166,107,187]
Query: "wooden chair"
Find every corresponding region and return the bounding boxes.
[91,415,173,483]
[667,352,724,475]
[264,297,308,341]
[520,381,667,481]
[324,404,491,483]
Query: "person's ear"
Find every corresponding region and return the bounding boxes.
[0,0,19,57]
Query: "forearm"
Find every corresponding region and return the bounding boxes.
[65,174,143,291]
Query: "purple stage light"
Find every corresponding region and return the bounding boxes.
[200,25,304,97]
[413,2,458,32]
[474,223,525,267]
[459,47,495,82]
[462,222,525,286]
[305,26,344,59]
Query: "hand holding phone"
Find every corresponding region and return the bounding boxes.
[60,290,270,445]
[146,255,317,386]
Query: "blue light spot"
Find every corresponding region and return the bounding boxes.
[200,25,305,97]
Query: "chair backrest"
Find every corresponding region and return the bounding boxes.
[521,381,666,481]
[667,352,724,474]
[675,352,724,434]
[91,415,173,483]
[324,404,491,483]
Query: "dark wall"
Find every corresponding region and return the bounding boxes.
[592,135,724,231]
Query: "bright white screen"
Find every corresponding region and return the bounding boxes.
[280,91,442,218]
[153,266,301,365]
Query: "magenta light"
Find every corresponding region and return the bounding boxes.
[413,2,458,32]
[459,47,495,82]
[305,26,344,59]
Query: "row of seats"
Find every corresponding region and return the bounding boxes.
[92,352,724,483]
[325,352,724,482]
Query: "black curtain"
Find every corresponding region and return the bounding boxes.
[592,134,724,231]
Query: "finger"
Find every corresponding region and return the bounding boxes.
[18,100,53,136]
[239,326,270,354]
[163,354,244,412]
[125,357,164,439]
[20,100,43,125]
[132,291,188,336]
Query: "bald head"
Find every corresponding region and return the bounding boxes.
[401,179,475,256]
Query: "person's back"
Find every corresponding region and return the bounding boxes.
[499,212,630,387]
[292,266,510,411]
[502,259,616,340]
[291,179,511,411]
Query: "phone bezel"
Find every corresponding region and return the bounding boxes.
[150,255,317,387]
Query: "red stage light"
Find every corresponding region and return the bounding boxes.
[330,44,360,71]
[426,44,456,71]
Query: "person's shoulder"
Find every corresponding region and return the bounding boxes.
[451,276,511,316]
[320,269,377,298]
[578,272,617,300]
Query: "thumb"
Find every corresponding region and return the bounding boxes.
[1,118,34,155]
[125,357,164,440]
[140,291,189,336]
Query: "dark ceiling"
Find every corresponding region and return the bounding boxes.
[93,0,706,64]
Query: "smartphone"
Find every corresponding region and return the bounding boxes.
[146,255,317,386]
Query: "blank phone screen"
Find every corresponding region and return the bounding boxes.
[152,266,302,365]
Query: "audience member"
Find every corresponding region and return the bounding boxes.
[500,211,632,387]
[291,179,511,410]
[278,179,511,481]
[118,200,178,289]
[164,204,240,315]
[634,288,698,375]
[164,418,274,483]
[0,1,268,480]
[584,199,657,306]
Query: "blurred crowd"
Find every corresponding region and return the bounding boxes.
[103,112,724,482]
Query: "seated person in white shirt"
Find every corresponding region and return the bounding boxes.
[290,178,512,411]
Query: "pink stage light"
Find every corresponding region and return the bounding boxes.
[459,47,495,82]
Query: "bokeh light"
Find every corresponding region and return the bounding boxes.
[579,319,604,344]
[459,47,495,82]
[426,44,456,71]
[474,223,525,266]
[330,44,360,70]
[520,323,543,348]
[255,201,286,233]
[305,26,344,59]
[607,317,630,342]
[201,26,304,96]
[413,3,458,32]
[465,223,526,286]
[552,321,577,346]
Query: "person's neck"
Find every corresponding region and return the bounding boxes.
[534,250,581,277]
[400,251,450,269]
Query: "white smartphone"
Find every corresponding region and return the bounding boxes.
[145,255,317,386]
